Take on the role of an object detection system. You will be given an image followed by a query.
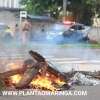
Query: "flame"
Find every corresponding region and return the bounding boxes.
[30,75,56,91]
[55,78,65,86]
[8,63,65,91]
[10,74,65,91]
[9,63,22,84]
[30,73,65,91]
[10,74,22,84]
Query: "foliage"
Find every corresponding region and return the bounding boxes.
[20,0,100,25]
[20,0,62,18]
[68,0,96,25]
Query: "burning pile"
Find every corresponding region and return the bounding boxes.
[0,50,70,91]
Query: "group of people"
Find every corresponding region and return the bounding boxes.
[4,19,32,44]
[4,18,47,44]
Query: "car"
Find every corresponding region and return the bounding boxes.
[62,23,91,43]
[68,23,91,37]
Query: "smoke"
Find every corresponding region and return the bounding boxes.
[0,24,100,73]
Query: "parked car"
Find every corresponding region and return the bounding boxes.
[66,23,91,37]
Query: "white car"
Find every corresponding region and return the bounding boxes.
[69,23,91,37]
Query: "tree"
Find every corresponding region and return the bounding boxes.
[20,0,100,25]
[67,0,100,25]
[20,0,63,18]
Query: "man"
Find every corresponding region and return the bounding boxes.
[21,19,32,43]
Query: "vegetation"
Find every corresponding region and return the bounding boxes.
[60,43,100,49]
[20,0,62,19]
[68,0,100,25]
[20,0,100,25]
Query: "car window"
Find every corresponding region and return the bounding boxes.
[70,25,85,30]
[78,25,85,30]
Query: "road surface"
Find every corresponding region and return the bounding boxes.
[0,42,100,72]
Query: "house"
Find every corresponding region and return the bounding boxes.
[0,0,21,26]
[0,0,20,9]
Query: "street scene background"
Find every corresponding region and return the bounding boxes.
[0,0,100,100]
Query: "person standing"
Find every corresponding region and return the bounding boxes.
[21,19,32,44]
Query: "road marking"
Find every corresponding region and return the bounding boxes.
[53,60,100,64]
[46,58,80,61]
[46,57,100,63]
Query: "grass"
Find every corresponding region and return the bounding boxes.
[1,41,100,49]
[60,43,100,49]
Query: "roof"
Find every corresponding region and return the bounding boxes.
[27,15,54,22]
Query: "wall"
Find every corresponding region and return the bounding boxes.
[0,0,20,9]
[0,10,19,27]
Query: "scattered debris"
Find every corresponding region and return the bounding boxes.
[71,72,100,86]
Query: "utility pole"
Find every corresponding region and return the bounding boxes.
[63,0,67,21]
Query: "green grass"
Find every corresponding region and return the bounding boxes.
[60,43,100,49]
[2,41,100,49]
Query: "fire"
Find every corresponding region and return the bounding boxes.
[8,63,66,91]
[8,63,22,84]
[10,74,22,84]
[9,73,65,91]
[55,78,65,86]
[30,75,56,91]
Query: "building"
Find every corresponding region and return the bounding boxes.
[0,0,21,26]
[0,0,20,9]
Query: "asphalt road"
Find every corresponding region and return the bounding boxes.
[0,42,100,72]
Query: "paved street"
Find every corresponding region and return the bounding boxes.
[0,42,100,72]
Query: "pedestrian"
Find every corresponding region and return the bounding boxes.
[21,19,32,44]
[4,26,14,41]
[13,24,19,40]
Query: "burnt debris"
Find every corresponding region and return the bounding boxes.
[0,50,70,91]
